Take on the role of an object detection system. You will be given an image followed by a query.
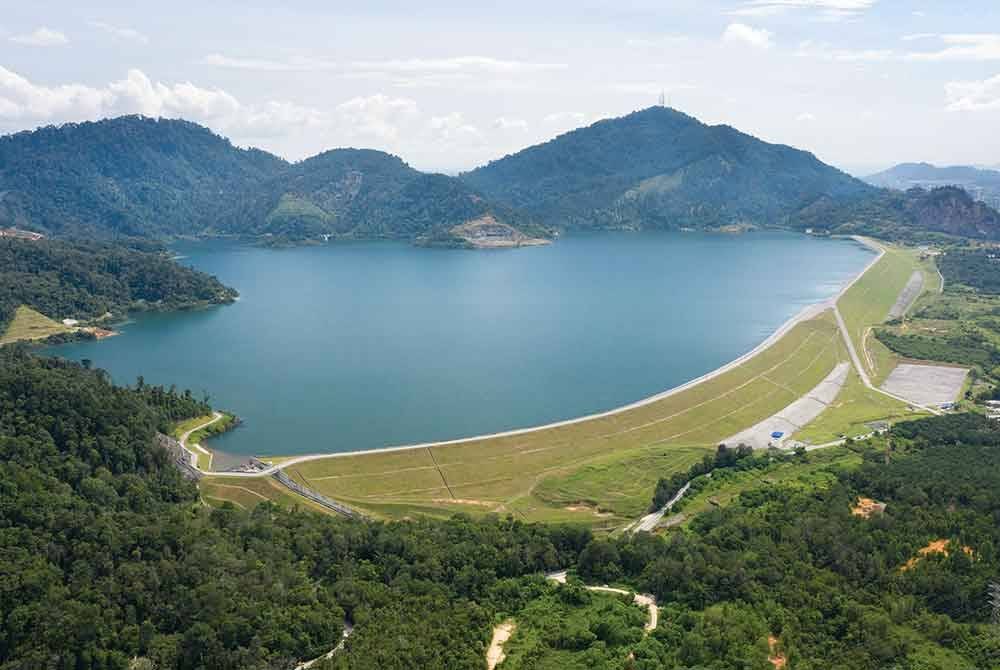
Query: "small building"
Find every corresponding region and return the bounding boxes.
[62,318,79,327]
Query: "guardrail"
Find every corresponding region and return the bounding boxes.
[155,433,203,480]
[271,469,366,520]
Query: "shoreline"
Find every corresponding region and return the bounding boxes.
[210,236,885,477]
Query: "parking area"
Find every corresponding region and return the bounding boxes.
[880,363,968,407]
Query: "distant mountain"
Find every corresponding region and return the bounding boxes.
[866,162,1000,190]
[461,107,874,230]
[865,162,1000,211]
[0,116,287,238]
[217,148,544,243]
[792,185,1000,242]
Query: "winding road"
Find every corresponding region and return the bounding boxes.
[179,412,224,471]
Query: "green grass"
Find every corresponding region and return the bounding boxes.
[199,476,335,515]
[838,244,923,381]
[0,305,71,345]
[171,413,235,471]
[795,368,924,444]
[278,311,846,523]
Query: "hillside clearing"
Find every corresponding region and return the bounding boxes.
[0,305,70,345]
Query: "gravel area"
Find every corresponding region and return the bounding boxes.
[888,271,924,320]
[880,363,968,407]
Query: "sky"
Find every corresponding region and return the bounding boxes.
[0,1,998,175]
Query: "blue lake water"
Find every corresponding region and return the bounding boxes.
[47,231,873,457]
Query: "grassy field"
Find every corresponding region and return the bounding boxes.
[794,369,921,444]
[0,305,70,345]
[260,311,847,524]
[199,475,334,514]
[837,246,924,384]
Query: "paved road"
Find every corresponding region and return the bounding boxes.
[630,481,692,533]
[178,412,223,470]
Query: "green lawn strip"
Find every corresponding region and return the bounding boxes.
[795,369,922,445]
[0,305,71,345]
[198,476,335,516]
[838,246,921,379]
[532,444,709,517]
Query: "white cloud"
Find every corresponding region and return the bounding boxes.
[796,112,817,122]
[797,42,894,61]
[723,23,773,49]
[428,112,483,143]
[334,93,419,142]
[493,116,528,130]
[945,74,1000,111]
[349,56,567,74]
[201,53,338,72]
[908,34,1000,61]
[901,33,937,42]
[730,0,876,20]
[9,27,68,47]
[0,66,111,120]
[89,21,149,44]
[544,111,588,125]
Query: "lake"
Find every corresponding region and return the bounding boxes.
[47,232,874,458]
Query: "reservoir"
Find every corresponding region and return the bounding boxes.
[47,232,874,457]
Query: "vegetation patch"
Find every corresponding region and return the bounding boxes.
[0,305,70,345]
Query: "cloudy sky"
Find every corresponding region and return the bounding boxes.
[1,1,998,174]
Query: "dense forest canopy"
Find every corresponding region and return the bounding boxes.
[939,249,1000,293]
[0,237,237,333]
[0,116,286,238]
[1,347,998,669]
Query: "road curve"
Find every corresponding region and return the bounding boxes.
[179,412,224,470]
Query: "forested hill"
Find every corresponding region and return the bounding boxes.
[0,117,539,244]
[0,116,287,238]
[216,147,543,243]
[460,106,874,229]
[791,185,1000,242]
[0,237,237,333]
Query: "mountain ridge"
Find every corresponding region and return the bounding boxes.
[2,110,999,244]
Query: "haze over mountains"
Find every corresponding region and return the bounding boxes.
[866,163,1000,211]
[2,108,1000,244]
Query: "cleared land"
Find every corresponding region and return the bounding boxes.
[880,363,969,407]
[0,305,70,345]
[272,311,846,523]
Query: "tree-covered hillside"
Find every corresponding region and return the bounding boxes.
[0,237,237,334]
[217,148,543,243]
[0,116,287,238]
[793,186,1000,242]
[461,106,873,229]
